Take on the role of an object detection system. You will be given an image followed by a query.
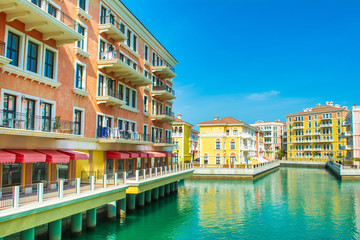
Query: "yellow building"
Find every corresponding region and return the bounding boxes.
[286,102,348,162]
[172,114,199,163]
[197,116,257,165]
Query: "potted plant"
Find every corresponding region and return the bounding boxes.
[53,116,62,133]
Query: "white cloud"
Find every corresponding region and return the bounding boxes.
[246,90,280,101]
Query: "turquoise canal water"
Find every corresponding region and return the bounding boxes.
[66,168,360,239]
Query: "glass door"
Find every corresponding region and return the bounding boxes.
[24,99,35,130]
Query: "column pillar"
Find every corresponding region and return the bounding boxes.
[170,182,174,193]
[145,190,152,204]
[152,187,159,201]
[127,194,136,212]
[107,201,117,220]
[86,208,96,230]
[159,186,165,198]
[49,219,62,240]
[165,184,171,195]
[71,212,82,236]
[21,228,34,240]
[137,192,145,208]
[174,181,178,192]
[119,198,126,221]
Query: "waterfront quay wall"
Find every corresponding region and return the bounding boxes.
[326,161,360,180]
[280,160,326,168]
[191,161,279,180]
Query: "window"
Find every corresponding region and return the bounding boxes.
[131,90,136,108]
[3,94,17,128]
[126,29,131,47]
[27,41,39,73]
[107,78,115,97]
[204,155,208,164]
[230,141,236,150]
[97,115,104,137]
[75,63,85,90]
[132,34,137,52]
[99,39,105,59]
[118,83,124,100]
[74,109,83,135]
[44,49,55,79]
[143,95,148,113]
[143,125,148,141]
[41,103,52,132]
[78,0,86,11]
[77,23,86,50]
[97,74,104,96]
[125,87,130,106]
[216,156,221,164]
[144,44,149,61]
[47,3,58,18]
[215,140,221,150]
[100,6,106,24]
[7,32,20,67]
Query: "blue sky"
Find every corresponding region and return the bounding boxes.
[122,0,360,127]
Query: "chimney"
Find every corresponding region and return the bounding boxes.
[177,114,182,119]
[214,116,219,120]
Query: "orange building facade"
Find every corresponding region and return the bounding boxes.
[0,0,177,188]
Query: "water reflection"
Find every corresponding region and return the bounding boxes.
[65,168,360,240]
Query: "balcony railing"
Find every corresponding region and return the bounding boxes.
[30,0,76,29]
[151,137,173,144]
[100,51,144,74]
[97,127,150,142]
[153,60,175,73]
[0,110,78,135]
[100,15,125,33]
[152,85,175,96]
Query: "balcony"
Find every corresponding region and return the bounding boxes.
[97,127,151,144]
[172,132,183,138]
[0,110,81,139]
[151,111,176,123]
[96,90,126,107]
[320,123,332,128]
[98,16,127,42]
[98,51,152,87]
[151,85,176,101]
[152,60,176,79]
[0,41,11,68]
[339,131,353,138]
[340,145,353,150]
[1,0,83,47]
[292,125,304,129]
[152,137,174,146]
[342,122,351,126]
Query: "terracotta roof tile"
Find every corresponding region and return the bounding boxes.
[173,117,194,126]
[287,104,348,116]
[198,116,244,125]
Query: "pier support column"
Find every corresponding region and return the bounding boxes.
[175,181,178,192]
[21,228,34,240]
[119,198,126,221]
[107,201,117,220]
[71,213,82,236]
[152,188,159,201]
[137,192,145,208]
[86,208,96,230]
[127,194,136,212]
[166,184,171,195]
[145,190,152,204]
[49,219,62,240]
[170,182,174,193]
[159,186,165,198]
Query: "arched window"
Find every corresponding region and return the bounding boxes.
[216,153,221,164]
[204,153,208,164]
[215,138,221,150]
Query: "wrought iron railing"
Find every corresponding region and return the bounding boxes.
[30,0,76,29]
[97,127,151,142]
[100,51,144,75]
[0,110,77,135]
[100,15,125,34]
[152,85,175,96]
[152,59,175,73]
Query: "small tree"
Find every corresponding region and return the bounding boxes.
[276,149,286,160]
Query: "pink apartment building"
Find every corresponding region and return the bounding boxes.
[251,120,286,159]
[341,106,360,164]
